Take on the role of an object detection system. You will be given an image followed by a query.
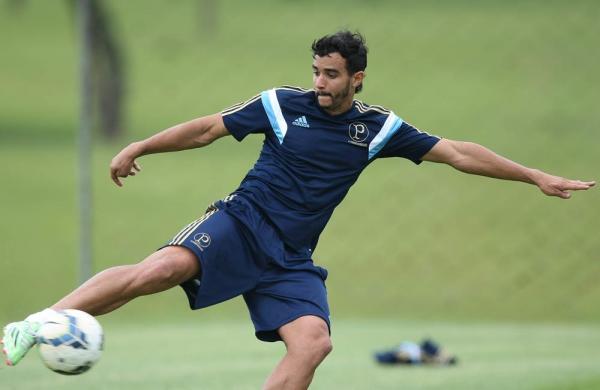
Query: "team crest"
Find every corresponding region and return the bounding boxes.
[191,232,211,251]
[348,122,369,147]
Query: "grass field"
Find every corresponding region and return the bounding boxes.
[3,318,600,389]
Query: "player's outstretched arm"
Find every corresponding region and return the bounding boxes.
[421,139,595,199]
[110,113,229,186]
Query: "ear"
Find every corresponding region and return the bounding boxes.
[352,71,365,89]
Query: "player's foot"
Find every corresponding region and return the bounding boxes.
[1,321,41,366]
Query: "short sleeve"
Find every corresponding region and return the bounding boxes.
[221,94,271,141]
[377,122,440,164]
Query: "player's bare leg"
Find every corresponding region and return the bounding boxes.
[263,315,332,390]
[2,246,198,366]
[52,246,199,315]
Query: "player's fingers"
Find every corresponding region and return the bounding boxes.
[563,180,595,191]
[129,163,142,176]
[110,169,123,187]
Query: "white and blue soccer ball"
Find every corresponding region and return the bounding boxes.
[37,309,104,375]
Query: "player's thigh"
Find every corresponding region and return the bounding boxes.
[136,246,200,285]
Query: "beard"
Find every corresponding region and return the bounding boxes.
[316,81,353,110]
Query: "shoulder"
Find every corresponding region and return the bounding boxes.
[257,85,314,113]
[222,93,262,117]
[275,85,312,95]
[352,99,400,129]
[354,99,392,116]
[222,86,312,120]
[270,85,313,103]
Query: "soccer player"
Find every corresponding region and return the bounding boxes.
[2,31,594,389]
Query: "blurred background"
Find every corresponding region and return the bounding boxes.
[1,0,599,388]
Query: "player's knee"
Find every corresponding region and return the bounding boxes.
[288,331,332,363]
[282,316,332,362]
[298,334,332,365]
[319,334,333,357]
[314,334,333,359]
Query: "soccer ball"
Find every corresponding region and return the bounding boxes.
[37,309,104,375]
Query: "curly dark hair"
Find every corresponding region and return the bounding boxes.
[311,31,368,93]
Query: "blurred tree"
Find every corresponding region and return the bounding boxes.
[198,0,218,38]
[6,0,125,140]
[85,0,125,140]
[62,0,125,140]
[5,0,26,12]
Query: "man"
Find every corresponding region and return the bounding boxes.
[2,31,594,389]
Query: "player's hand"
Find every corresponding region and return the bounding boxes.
[110,144,143,187]
[534,171,595,199]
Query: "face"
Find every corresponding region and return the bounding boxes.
[312,53,364,115]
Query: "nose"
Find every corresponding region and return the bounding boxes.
[314,74,326,89]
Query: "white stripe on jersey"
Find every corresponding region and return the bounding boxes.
[368,112,404,160]
[261,89,288,143]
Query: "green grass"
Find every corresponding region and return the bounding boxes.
[2,319,600,389]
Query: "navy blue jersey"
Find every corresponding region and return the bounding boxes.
[221,86,440,252]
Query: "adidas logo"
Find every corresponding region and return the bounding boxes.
[292,116,310,128]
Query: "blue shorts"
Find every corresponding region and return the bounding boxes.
[162,195,330,342]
